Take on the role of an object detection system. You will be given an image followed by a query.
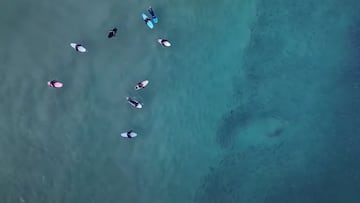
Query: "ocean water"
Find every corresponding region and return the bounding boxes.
[1,0,360,202]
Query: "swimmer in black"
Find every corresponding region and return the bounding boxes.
[144,17,151,24]
[107,28,118,38]
[127,130,133,138]
[75,44,82,52]
[130,99,139,107]
[49,80,57,87]
[160,39,169,46]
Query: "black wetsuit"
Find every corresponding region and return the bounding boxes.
[130,100,139,107]
[144,18,151,24]
[108,28,117,38]
[75,44,82,52]
[50,80,56,87]
[160,39,168,46]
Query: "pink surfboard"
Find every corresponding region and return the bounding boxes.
[47,81,63,88]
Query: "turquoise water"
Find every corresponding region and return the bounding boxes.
[1,0,360,202]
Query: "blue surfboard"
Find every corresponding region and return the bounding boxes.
[142,13,154,29]
[148,7,158,24]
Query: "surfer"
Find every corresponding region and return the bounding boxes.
[158,38,171,47]
[48,80,63,88]
[137,82,144,88]
[148,7,158,23]
[127,130,133,138]
[126,97,142,108]
[135,80,149,90]
[75,44,82,52]
[129,99,140,107]
[70,43,87,52]
[142,13,154,29]
[144,17,151,24]
[121,130,138,138]
[107,28,117,38]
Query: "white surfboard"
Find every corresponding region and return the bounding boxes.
[121,131,138,138]
[126,97,142,109]
[158,39,171,47]
[70,43,87,52]
[135,80,149,90]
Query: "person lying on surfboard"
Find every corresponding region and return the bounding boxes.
[144,16,151,25]
[121,130,138,138]
[47,80,63,88]
[148,7,158,23]
[137,82,144,88]
[70,43,87,52]
[135,80,149,90]
[126,97,143,108]
[158,38,171,47]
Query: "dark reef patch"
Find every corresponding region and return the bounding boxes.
[194,144,287,203]
[216,106,253,148]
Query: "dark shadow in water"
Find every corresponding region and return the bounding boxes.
[267,127,284,138]
[216,102,282,148]
[216,106,253,148]
[194,144,287,203]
